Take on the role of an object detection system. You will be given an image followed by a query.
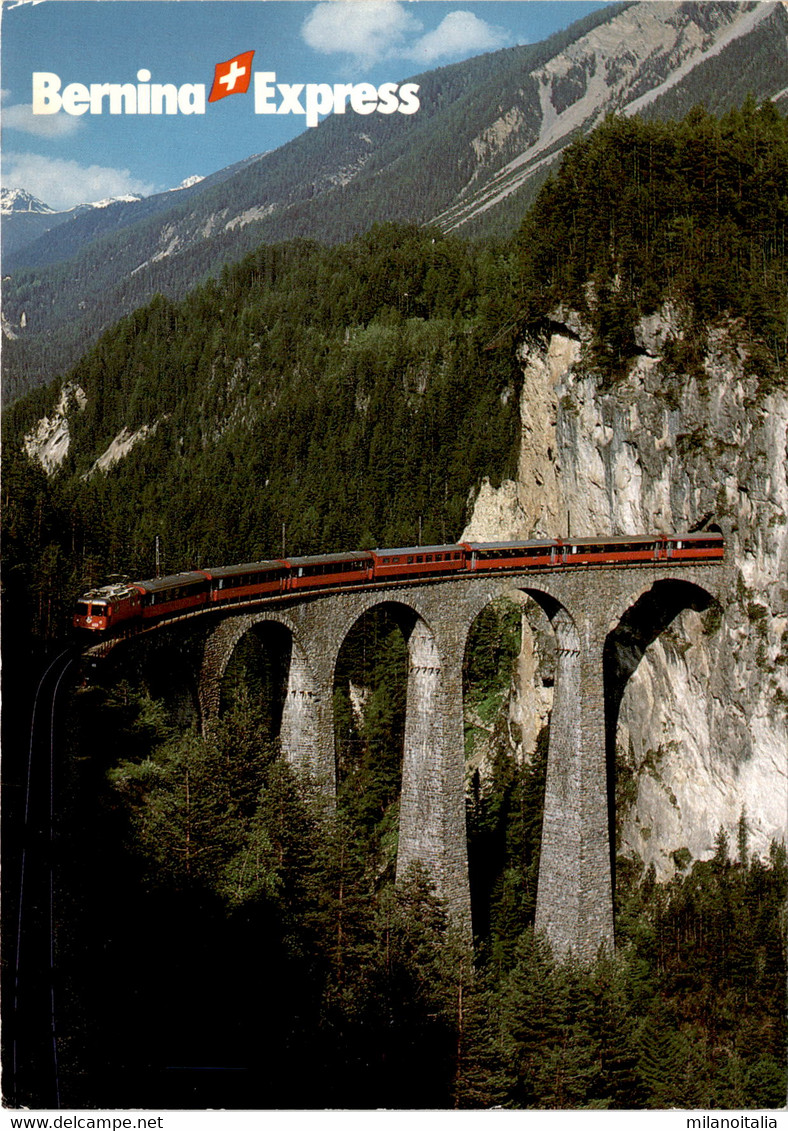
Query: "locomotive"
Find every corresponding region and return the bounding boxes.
[73,532,724,635]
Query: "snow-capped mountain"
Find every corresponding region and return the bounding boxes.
[170,175,205,192]
[1,188,57,216]
[1,187,149,258]
[79,194,144,210]
[1,188,69,257]
[1,183,203,258]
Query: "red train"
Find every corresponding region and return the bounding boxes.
[72,532,724,634]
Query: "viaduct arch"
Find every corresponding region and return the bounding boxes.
[190,561,723,960]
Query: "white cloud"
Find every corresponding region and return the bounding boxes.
[303,0,421,66]
[409,10,509,65]
[302,0,509,66]
[2,152,156,210]
[2,102,83,138]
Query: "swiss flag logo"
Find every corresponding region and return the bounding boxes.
[208,51,255,103]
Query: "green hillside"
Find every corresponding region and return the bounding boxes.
[6,102,788,643]
[3,103,786,1110]
[517,100,788,383]
[2,4,623,402]
[9,0,788,402]
[3,224,522,646]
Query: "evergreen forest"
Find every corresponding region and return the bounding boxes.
[2,103,787,1110]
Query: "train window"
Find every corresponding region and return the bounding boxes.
[76,602,91,616]
[416,556,423,563]
[407,556,414,564]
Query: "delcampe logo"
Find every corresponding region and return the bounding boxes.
[31,50,420,127]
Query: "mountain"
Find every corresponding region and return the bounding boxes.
[0,178,208,262]
[1,188,67,257]
[3,0,787,401]
[1,188,55,214]
[1,187,153,258]
[6,100,786,891]
[4,97,786,1112]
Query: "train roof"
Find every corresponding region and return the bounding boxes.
[466,533,723,551]
[283,551,372,567]
[133,571,210,594]
[79,581,139,602]
[466,540,553,551]
[206,560,287,579]
[372,544,467,557]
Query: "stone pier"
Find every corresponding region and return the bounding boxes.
[191,561,723,955]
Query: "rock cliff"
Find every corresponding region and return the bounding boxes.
[463,305,788,876]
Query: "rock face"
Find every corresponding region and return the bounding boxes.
[23,383,86,473]
[463,306,788,876]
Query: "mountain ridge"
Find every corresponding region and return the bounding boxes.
[3,0,787,402]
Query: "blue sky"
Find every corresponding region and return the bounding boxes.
[1,0,612,210]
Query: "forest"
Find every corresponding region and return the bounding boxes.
[2,103,787,1109]
[1,1,623,402]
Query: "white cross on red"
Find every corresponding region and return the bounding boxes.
[220,59,246,92]
[208,50,255,103]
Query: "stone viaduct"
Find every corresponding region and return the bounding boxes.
[190,560,724,962]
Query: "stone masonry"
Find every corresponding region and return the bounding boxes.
[194,561,724,958]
